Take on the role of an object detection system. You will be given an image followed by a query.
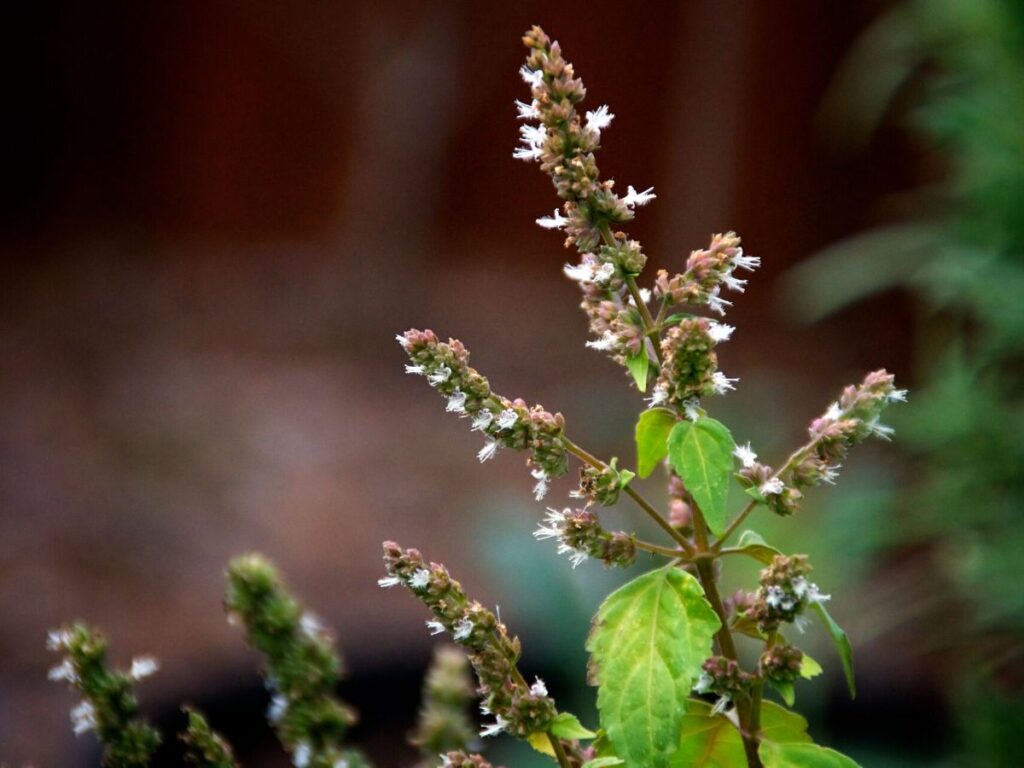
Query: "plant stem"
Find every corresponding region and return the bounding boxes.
[507,664,574,768]
[562,437,695,555]
[691,503,763,768]
[634,539,691,559]
[598,224,664,364]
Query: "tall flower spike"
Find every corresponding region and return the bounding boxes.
[224,555,370,768]
[409,646,477,764]
[399,329,569,494]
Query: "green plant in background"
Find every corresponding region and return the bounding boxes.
[386,27,905,768]
[792,0,1024,763]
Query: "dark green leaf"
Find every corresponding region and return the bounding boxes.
[627,351,651,392]
[635,408,676,478]
[809,602,856,699]
[587,567,720,768]
[668,418,736,534]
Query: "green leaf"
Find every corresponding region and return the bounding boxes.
[587,567,721,768]
[667,418,735,534]
[772,680,796,706]
[549,712,597,740]
[733,530,783,564]
[618,469,636,488]
[582,759,625,768]
[635,408,677,478]
[671,701,809,767]
[809,602,856,699]
[627,351,651,392]
[759,742,861,768]
[527,731,556,756]
[800,654,823,680]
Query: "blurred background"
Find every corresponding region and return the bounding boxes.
[3,1,1022,765]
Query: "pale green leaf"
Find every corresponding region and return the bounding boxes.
[635,408,676,478]
[627,351,651,392]
[772,680,796,707]
[587,567,721,768]
[733,530,783,564]
[671,701,809,767]
[619,469,636,488]
[527,731,556,756]
[809,602,856,699]
[582,759,625,768]
[759,742,861,768]
[549,712,597,740]
[800,654,823,680]
[668,418,735,534]
[759,701,812,744]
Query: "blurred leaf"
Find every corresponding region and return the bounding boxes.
[587,567,720,768]
[732,530,783,564]
[759,742,861,768]
[809,602,856,699]
[549,712,597,740]
[627,351,651,392]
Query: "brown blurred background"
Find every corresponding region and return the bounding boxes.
[2,1,928,764]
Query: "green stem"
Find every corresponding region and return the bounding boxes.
[562,437,695,555]
[635,539,691,559]
[598,224,664,365]
[508,665,574,768]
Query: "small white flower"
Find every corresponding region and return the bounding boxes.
[427,365,452,386]
[294,742,312,768]
[395,334,412,350]
[559,544,588,568]
[441,755,454,768]
[533,508,567,540]
[638,287,652,303]
[333,760,350,768]
[48,659,77,683]
[825,402,843,421]
[410,569,431,590]
[593,262,617,286]
[707,321,735,343]
[536,208,568,229]
[730,248,761,272]
[707,286,733,316]
[794,615,811,634]
[563,262,595,282]
[130,656,159,680]
[733,443,757,468]
[646,384,669,408]
[300,613,324,640]
[806,584,831,604]
[515,99,540,120]
[47,629,71,651]
[426,620,446,636]
[764,585,786,608]
[446,390,467,414]
[867,417,894,440]
[496,409,519,431]
[693,671,714,694]
[531,468,550,501]
[377,575,401,588]
[513,144,543,162]
[585,105,614,132]
[453,618,474,641]
[585,332,618,351]
[519,123,547,146]
[760,477,785,496]
[821,464,841,484]
[710,694,732,717]
[622,185,656,207]
[712,371,738,394]
[683,398,701,422]
[472,409,494,431]
[888,388,909,403]
[267,694,288,723]
[404,364,425,375]
[70,700,96,736]
[530,677,549,697]
[519,65,544,87]
[722,273,747,293]
[480,714,509,738]
[478,439,499,462]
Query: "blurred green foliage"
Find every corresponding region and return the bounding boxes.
[790,0,1024,763]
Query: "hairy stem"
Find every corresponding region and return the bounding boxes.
[598,224,664,365]
[562,437,695,555]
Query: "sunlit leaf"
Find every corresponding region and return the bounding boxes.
[668,418,735,534]
[635,408,676,478]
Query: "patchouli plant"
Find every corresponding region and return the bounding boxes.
[387,27,906,768]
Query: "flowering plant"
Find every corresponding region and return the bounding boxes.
[42,25,905,768]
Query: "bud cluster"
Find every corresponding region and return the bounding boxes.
[441,752,501,768]
[410,646,477,761]
[381,543,557,740]
[181,708,239,768]
[759,643,804,686]
[654,232,760,316]
[224,555,367,768]
[46,624,161,768]
[650,317,736,411]
[693,656,753,715]
[574,458,632,506]
[533,507,638,568]
[399,328,568,500]
[747,555,830,634]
